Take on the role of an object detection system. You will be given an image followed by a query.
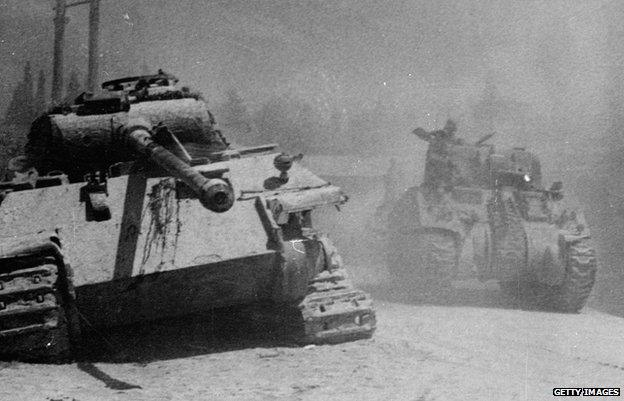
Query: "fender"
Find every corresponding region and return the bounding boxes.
[265,185,347,225]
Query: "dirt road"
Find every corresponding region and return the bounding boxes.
[2,298,623,401]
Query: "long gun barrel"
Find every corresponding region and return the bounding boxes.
[126,121,235,213]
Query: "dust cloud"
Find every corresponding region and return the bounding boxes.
[311,139,624,317]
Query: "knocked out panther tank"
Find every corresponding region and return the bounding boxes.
[387,121,597,312]
[0,72,375,361]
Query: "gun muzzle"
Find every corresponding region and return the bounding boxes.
[197,178,235,212]
[127,123,235,213]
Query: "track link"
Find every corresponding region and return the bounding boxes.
[299,268,375,344]
[0,240,78,362]
[297,236,375,344]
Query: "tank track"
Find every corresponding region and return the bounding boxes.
[386,188,458,285]
[0,239,78,362]
[298,240,375,344]
[493,193,597,312]
[554,237,597,312]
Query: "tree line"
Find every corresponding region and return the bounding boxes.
[4,62,82,127]
[216,88,395,156]
[0,62,83,178]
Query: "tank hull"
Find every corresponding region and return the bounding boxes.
[0,155,323,285]
[0,75,375,361]
[75,251,279,328]
[0,153,376,360]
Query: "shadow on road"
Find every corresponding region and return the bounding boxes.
[76,306,303,364]
[77,362,142,390]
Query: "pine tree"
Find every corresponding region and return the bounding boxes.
[33,70,47,116]
[4,61,34,126]
[220,89,253,135]
[254,94,323,154]
[255,96,292,148]
[23,61,34,111]
[141,60,150,75]
[65,70,82,101]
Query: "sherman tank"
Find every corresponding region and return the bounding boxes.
[387,120,597,312]
[0,72,375,361]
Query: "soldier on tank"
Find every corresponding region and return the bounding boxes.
[413,119,461,192]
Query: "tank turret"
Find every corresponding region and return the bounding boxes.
[27,72,227,179]
[23,72,234,212]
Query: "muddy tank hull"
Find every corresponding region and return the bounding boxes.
[1,74,375,361]
[0,153,375,360]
